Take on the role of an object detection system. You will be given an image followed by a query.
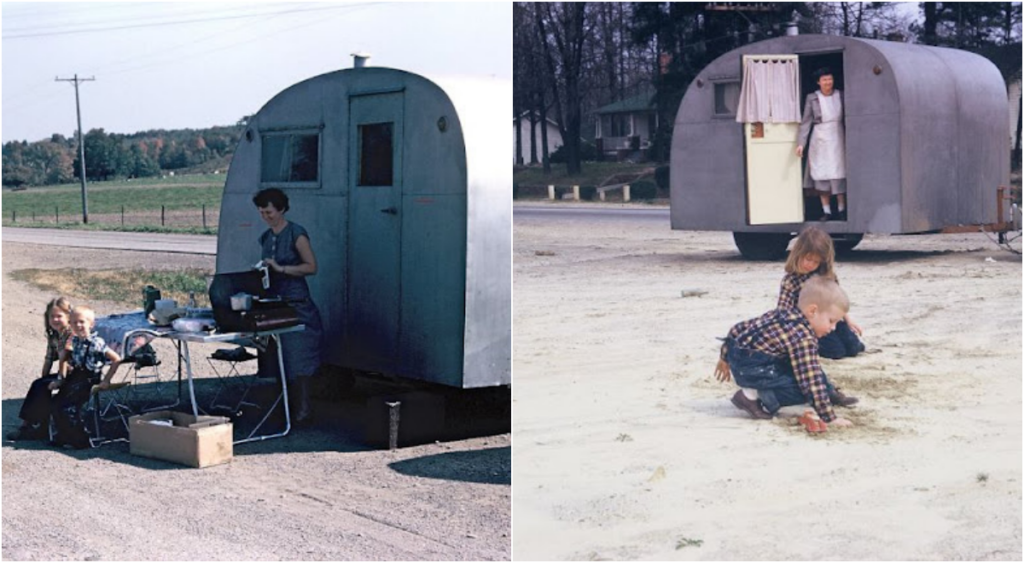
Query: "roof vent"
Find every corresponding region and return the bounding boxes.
[352,52,371,68]
[785,11,799,36]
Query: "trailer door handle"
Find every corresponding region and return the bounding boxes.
[380,207,398,215]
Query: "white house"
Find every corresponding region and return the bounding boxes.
[513,111,563,164]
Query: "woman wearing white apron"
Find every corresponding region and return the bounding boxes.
[796,68,847,221]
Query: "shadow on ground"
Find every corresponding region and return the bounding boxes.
[3,373,510,468]
[388,446,510,485]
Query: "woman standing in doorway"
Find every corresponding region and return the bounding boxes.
[253,188,324,424]
[796,67,846,221]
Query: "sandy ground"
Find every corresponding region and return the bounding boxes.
[512,205,1021,560]
[1,242,510,561]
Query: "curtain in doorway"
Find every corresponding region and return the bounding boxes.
[735,58,800,123]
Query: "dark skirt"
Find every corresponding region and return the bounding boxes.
[261,274,323,380]
[18,374,58,427]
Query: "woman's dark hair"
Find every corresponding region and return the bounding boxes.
[252,188,289,212]
[815,67,834,81]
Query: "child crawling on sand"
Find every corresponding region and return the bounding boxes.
[714,275,857,426]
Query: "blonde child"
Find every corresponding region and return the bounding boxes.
[50,306,123,449]
[6,297,73,441]
[715,276,856,425]
[779,226,865,360]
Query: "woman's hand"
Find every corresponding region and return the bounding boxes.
[264,258,283,273]
[714,358,732,383]
[795,145,804,158]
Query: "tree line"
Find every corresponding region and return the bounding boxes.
[2,122,247,188]
[515,2,1022,175]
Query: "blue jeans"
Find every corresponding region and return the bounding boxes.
[725,339,835,414]
[819,320,864,359]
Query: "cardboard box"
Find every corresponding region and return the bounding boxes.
[129,411,233,468]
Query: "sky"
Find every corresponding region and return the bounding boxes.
[1,2,511,143]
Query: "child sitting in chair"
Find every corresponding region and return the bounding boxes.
[49,306,123,449]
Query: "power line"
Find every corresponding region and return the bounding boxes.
[55,74,95,224]
[3,3,381,40]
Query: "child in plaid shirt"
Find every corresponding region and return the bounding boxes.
[715,275,856,426]
[50,306,123,448]
[779,226,865,359]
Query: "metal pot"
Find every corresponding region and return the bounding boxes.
[230,293,253,311]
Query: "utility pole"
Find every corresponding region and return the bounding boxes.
[55,74,95,224]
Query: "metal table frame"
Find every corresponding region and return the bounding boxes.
[115,324,305,445]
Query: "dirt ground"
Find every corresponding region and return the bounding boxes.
[1,242,510,561]
[512,205,1021,560]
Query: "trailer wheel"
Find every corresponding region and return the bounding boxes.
[732,232,792,260]
[832,234,864,255]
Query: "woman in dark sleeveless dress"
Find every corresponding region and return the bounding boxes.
[252,188,324,423]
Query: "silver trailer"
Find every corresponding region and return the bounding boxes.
[670,34,1011,259]
[216,63,510,389]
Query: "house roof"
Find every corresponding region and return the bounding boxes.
[513,111,561,128]
[595,89,657,115]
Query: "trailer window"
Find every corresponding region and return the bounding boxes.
[359,122,394,186]
[714,82,740,116]
[261,132,319,185]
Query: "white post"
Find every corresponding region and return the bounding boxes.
[548,185,555,200]
[572,185,580,201]
[623,184,630,203]
[599,189,606,202]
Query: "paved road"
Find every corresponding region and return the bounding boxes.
[513,203,670,223]
[2,227,217,255]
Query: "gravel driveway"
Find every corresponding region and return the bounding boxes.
[2,242,510,561]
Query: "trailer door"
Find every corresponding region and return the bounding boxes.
[739,55,803,225]
[348,91,404,373]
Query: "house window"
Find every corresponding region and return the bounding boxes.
[358,122,394,186]
[601,114,630,137]
[714,81,741,116]
[261,131,319,185]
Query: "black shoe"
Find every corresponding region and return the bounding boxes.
[731,390,773,419]
[830,389,859,407]
[819,213,833,222]
[7,424,46,441]
[837,209,847,221]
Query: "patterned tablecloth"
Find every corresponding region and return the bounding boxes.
[94,310,171,356]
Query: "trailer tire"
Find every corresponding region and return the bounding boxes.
[732,232,792,260]
[832,234,864,255]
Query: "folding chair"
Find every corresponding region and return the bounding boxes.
[121,339,180,413]
[88,381,133,447]
[206,346,259,417]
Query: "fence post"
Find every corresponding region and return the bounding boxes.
[161,205,165,226]
[55,206,59,224]
[121,205,125,226]
[548,185,555,200]
[202,204,207,229]
[623,184,631,203]
[572,185,580,201]
[599,189,606,202]
[12,210,15,223]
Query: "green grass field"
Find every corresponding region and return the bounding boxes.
[514,161,657,189]
[2,174,224,233]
